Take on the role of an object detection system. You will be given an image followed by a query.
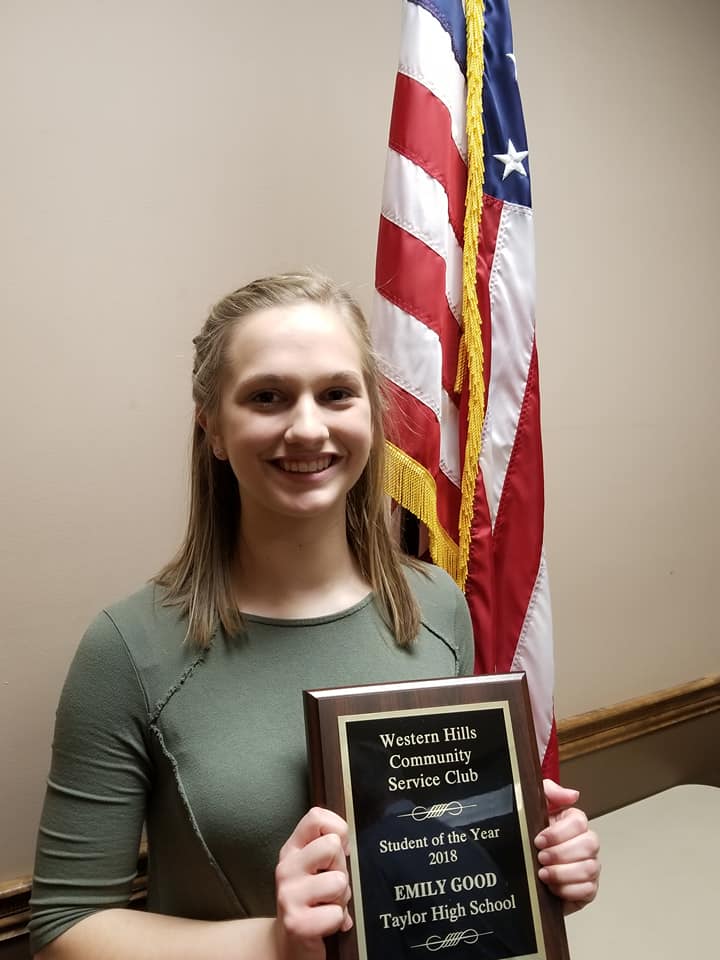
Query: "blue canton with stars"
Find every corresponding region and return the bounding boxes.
[482,0,532,207]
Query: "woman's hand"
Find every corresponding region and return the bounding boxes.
[275,807,352,960]
[535,780,600,915]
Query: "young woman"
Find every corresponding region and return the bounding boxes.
[29,273,599,960]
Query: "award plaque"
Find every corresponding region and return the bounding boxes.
[304,673,569,960]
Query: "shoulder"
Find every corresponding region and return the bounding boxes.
[403,561,474,675]
[403,560,463,614]
[101,581,185,651]
[75,582,199,711]
[54,588,166,747]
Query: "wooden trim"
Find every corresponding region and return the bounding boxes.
[0,876,30,943]
[3,675,719,941]
[558,674,720,760]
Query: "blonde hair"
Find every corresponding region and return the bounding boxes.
[155,272,421,649]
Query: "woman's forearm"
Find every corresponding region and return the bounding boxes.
[34,909,280,960]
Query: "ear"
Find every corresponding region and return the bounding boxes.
[196,408,227,461]
[196,407,209,433]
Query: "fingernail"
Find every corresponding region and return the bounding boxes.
[535,834,547,849]
[538,851,550,865]
[538,867,549,881]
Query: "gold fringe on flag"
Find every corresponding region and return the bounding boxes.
[457,0,487,588]
[385,442,460,579]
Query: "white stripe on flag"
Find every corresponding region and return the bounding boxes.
[439,388,461,487]
[510,551,554,760]
[381,149,463,322]
[372,295,461,488]
[372,294,442,416]
[479,201,536,527]
[398,2,467,161]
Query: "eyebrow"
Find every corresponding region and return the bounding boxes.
[236,371,364,389]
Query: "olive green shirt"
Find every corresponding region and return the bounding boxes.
[29,564,473,953]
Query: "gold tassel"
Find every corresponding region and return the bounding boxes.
[457,0,487,588]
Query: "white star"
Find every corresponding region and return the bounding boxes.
[506,52,517,81]
[493,139,529,180]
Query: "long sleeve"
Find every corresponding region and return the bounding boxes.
[29,611,152,954]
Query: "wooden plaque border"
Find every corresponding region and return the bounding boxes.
[304,672,569,960]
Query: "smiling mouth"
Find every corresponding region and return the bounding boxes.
[273,455,336,474]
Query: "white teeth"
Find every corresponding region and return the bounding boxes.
[278,457,332,473]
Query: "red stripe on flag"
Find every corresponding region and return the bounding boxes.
[493,341,545,673]
[376,216,461,398]
[464,469,496,674]
[384,380,461,537]
[389,73,467,247]
[541,714,559,782]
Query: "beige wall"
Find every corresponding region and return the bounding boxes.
[1,0,718,882]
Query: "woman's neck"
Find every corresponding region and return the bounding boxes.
[234,510,370,619]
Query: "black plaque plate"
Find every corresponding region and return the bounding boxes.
[304,674,568,960]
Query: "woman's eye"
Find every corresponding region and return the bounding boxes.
[250,390,282,405]
[325,387,354,403]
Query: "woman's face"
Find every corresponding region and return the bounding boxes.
[210,301,373,528]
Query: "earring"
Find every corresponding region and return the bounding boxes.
[213,447,226,460]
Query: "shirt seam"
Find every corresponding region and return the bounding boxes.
[101,608,152,718]
[102,607,246,916]
[149,724,249,918]
[418,617,461,675]
[241,591,374,627]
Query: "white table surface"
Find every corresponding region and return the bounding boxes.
[565,784,719,959]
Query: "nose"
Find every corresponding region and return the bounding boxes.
[284,395,330,446]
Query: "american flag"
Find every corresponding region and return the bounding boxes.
[372,0,558,778]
